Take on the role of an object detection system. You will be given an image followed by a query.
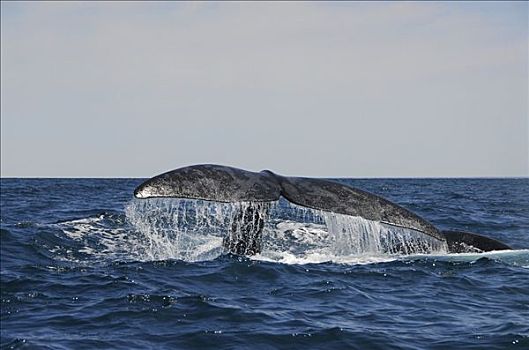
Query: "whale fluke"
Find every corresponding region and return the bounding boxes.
[442,230,511,253]
[135,164,445,242]
[134,164,281,202]
[133,164,513,255]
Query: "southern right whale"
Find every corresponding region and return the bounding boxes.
[133,164,512,256]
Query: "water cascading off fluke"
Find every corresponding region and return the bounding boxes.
[323,212,448,256]
[124,198,448,262]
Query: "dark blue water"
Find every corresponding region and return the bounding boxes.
[1,178,528,349]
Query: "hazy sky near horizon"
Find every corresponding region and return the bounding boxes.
[1,1,528,178]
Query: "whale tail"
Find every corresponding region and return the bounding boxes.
[134,165,445,238]
[133,164,512,255]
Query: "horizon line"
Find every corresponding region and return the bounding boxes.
[1,176,528,180]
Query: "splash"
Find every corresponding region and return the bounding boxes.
[256,203,447,264]
[323,212,448,256]
[124,198,270,261]
[56,198,448,264]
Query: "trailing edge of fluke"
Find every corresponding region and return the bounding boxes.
[133,164,511,254]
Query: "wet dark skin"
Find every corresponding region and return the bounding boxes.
[223,204,266,255]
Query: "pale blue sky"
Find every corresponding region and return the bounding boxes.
[1,1,527,177]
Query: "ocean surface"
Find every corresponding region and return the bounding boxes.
[1,178,528,349]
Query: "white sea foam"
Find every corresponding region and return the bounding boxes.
[408,249,529,266]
